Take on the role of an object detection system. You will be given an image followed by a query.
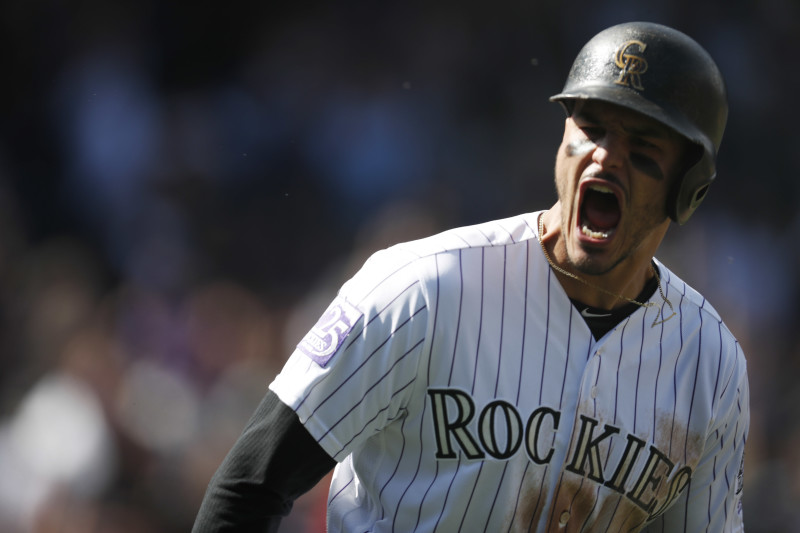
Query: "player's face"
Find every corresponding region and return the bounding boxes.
[553,100,690,276]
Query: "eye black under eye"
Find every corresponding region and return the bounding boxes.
[629,153,664,180]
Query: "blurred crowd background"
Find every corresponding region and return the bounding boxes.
[0,0,797,531]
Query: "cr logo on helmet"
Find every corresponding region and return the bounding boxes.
[614,40,648,90]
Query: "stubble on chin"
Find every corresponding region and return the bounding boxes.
[565,246,626,277]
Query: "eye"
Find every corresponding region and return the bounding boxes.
[630,137,658,150]
[580,125,604,141]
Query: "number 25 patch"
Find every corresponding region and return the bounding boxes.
[298,297,363,367]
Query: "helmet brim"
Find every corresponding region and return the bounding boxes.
[549,85,708,152]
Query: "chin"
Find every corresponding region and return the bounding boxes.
[569,247,621,277]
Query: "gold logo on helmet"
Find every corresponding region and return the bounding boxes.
[614,40,648,90]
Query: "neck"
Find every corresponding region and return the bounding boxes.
[538,209,657,311]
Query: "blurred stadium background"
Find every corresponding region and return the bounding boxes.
[0,1,797,531]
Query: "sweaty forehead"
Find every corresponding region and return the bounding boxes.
[571,99,679,141]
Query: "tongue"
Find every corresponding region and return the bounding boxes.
[583,191,620,231]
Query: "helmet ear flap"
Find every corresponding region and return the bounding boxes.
[669,143,714,225]
[692,184,711,205]
[671,177,713,225]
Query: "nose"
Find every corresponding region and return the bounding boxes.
[592,133,625,169]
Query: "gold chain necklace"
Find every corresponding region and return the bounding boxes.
[537,214,676,326]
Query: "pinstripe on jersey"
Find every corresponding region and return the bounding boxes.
[270,211,749,533]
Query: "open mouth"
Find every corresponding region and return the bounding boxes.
[579,184,621,240]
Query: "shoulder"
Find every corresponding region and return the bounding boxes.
[390,211,541,260]
[656,259,748,396]
[656,260,747,370]
[338,212,542,309]
[656,259,731,336]
[350,212,540,279]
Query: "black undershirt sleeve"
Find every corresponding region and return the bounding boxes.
[192,389,337,533]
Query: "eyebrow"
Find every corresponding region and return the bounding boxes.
[574,108,669,140]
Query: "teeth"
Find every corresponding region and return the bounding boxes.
[589,184,614,194]
[581,224,610,239]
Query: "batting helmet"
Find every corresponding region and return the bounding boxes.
[550,22,728,225]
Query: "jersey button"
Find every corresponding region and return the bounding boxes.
[559,511,570,525]
[590,386,598,399]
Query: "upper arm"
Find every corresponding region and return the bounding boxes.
[192,390,336,532]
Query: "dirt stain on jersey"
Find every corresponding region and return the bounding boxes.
[501,413,705,532]
[654,410,704,468]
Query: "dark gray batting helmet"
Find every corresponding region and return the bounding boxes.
[550,21,728,224]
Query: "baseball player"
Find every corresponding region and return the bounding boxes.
[193,22,749,532]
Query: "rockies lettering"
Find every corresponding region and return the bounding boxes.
[427,388,691,519]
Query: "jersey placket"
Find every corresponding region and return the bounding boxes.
[544,331,626,531]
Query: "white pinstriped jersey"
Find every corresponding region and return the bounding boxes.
[270,211,749,532]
